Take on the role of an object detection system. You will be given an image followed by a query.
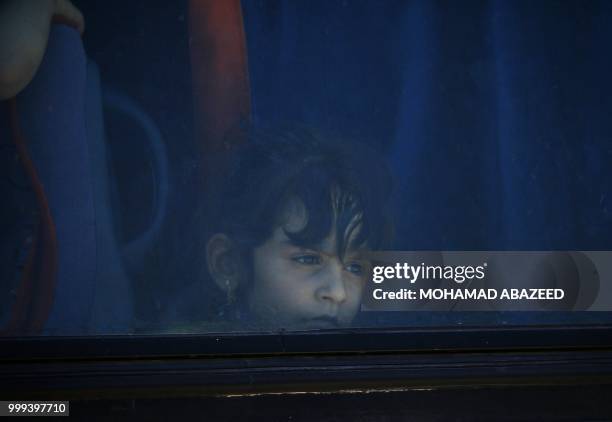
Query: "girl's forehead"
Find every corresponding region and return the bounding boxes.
[273,208,367,257]
[278,197,309,233]
[278,195,362,235]
[272,227,368,260]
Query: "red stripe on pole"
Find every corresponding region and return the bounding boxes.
[189,0,251,165]
[1,98,58,335]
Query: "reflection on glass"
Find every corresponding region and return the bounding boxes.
[164,127,392,332]
[2,0,612,337]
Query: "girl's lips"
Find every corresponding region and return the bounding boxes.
[305,316,340,328]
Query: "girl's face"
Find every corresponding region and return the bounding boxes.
[246,205,369,330]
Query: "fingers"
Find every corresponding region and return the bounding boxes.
[0,0,54,99]
[52,0,85,34]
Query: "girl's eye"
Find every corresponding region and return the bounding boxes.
[345,262,364,275]
[293,255,322,265]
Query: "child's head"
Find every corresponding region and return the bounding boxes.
[202,126,393,330]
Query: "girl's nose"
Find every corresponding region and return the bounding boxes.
[316,262,347,304]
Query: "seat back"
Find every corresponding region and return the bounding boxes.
[2,24,135,335]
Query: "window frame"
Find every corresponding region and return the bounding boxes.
[1,324,612,402]
[2,324,612,360]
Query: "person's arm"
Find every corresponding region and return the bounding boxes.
[0,0,84,100]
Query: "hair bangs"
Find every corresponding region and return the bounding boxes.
[281,162,377,258]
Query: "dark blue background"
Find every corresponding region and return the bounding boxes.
[242,0,612,250]
[77,0,612,251]
[72,1,612,326]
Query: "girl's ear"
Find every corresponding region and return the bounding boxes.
[206,233,245,294]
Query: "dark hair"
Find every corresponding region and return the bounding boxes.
[164,125,393,326]
[205,125,393,256]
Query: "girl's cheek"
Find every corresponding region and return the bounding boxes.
[347,278,366,301]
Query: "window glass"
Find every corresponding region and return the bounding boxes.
[1,0,612,337]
